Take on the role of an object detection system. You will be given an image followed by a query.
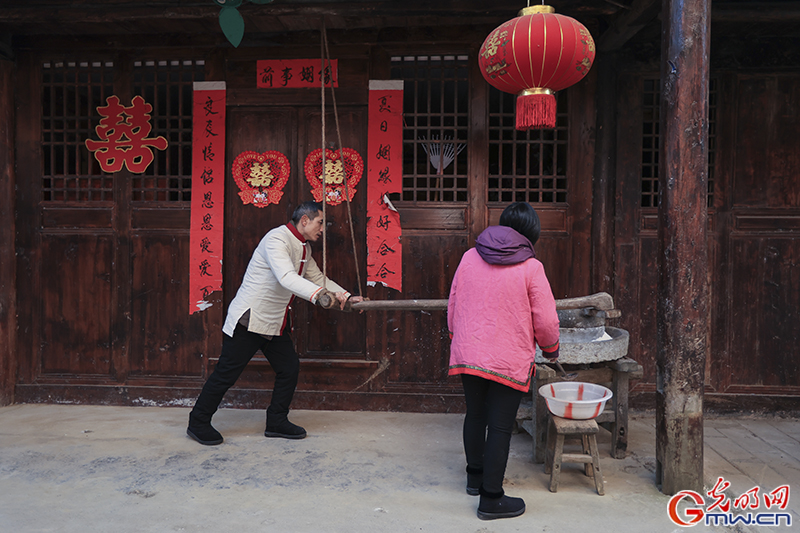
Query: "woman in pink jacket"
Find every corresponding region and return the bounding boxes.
[448,202,560,520]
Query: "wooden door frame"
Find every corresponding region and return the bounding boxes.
[0,57,17,405]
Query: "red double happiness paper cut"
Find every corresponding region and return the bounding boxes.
[304,147,363,206]
[232,150,291,208]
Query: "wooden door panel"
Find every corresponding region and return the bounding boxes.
[728,236,800,389]
[294,106,367,358]
[300,207,368,358]
[635,235,660,384]
[534,235,572,300]
[129,233,206,377]
[733,76,800,208]
[613,72,657,391]
[224,106,298,313]
[615,71,800,405]
[39,234,113,376]
[722,75,800,393]
[224,105,367,360]
[380,232,466,390]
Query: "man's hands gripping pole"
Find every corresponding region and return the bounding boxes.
[315,289,365,311]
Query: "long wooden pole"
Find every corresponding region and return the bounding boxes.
[342,292,618,312]
[656,0,710,496]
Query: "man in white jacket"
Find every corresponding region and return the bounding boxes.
[187,201,363,445]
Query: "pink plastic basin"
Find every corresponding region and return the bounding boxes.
[538,381,613,420]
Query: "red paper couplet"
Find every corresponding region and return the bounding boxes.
[189,82,227,314]
[304,147,363,206]
[232,150,290,207]
[256,59,338,89]
[366,80,404,292]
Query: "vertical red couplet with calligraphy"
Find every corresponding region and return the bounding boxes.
[189,82,227,314]
[366,80,404,292]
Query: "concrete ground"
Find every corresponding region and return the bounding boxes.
[0,404,797,533]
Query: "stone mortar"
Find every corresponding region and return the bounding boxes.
[535,326,630,365]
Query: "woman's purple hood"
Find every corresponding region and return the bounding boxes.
[475,225,536,265]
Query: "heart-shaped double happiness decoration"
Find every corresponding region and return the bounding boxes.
[304,147,363,206]
[232,150,291,208]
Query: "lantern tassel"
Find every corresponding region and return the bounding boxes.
[516,92,557,130]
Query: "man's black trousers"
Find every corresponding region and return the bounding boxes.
[190,323,299,426]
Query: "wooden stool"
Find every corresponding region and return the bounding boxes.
[545,415,605,495]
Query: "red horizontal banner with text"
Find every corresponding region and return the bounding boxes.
[256,59,338,88]
[189,82,226,314]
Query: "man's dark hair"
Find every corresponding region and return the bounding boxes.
[499,201,541,247]
[291,201,323,224]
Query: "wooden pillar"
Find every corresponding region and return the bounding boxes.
[655,0,710,494]
[467,42,488,245]
[591,52,618,295]
[0,57,17,405]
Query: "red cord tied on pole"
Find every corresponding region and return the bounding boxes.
[479,4,595,130]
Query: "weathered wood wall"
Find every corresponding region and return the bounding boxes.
[616,68,800,411]
[5,27,595,411]
[2,4,799,412]
[0,58,16,405]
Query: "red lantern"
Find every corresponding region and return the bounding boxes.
[479,5,595,130]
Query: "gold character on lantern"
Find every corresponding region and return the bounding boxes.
[480,30,508,59]
[579,29,596,53]
[485,61,509,79]
[248,162,274,187]
[324,159,345,185]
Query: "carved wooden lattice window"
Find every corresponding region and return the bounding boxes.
[707,77,717,207]
[641,77,716,208]
[390,55,469,202]
[487,88,569,203]
[132,59,205,202]
[42,60,115,201]
[641,79,660,207]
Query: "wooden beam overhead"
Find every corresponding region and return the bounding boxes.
[2,0,797,43]
[0,1,617,37]
[712,2,800,22]
[597,0,661,52]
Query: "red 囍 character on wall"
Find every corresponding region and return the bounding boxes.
[85,95,168,173]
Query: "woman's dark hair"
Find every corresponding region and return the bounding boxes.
[499,201,541,247]
[292,201,323,223]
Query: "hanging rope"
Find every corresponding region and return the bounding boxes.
[319,22,328,289]
[322,24,363,297]
[313,21,364,298]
